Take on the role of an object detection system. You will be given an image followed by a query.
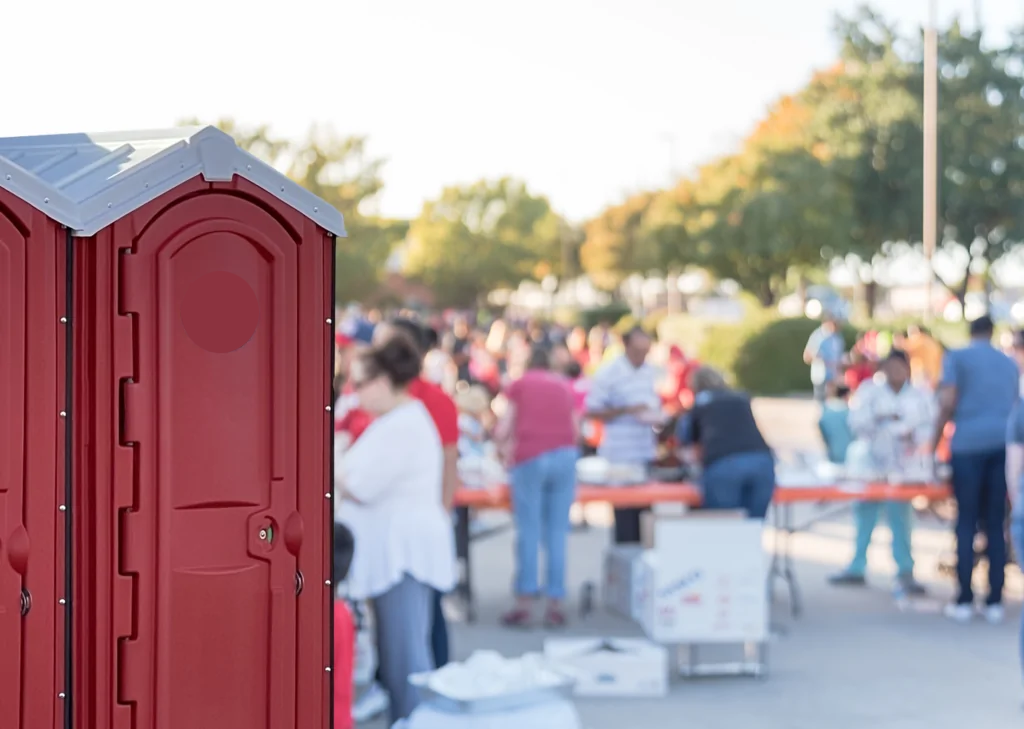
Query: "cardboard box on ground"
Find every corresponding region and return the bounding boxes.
[636,510,769,644]
[586,508,768,695]
[544,638,670,698]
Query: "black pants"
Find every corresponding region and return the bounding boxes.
[951,448,1008,605]
[612,462,653,544]
[429,590,449,667]
[613,507,650,544]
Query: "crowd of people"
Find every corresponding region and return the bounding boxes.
[331,307,779,723]
[803,313,1024,653]
[333,305,1024,723]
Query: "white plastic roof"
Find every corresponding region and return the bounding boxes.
[0,126,346,237]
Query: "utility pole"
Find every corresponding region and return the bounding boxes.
[923,0,939,322]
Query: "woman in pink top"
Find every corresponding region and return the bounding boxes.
[496,346,579,628]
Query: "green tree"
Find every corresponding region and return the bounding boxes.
[403,178,565,307]
[179,118,406,303]
[804,14,923,253]
[805,8,1024,307]
[693,148,852,306]
[928,22,1024,299]
[579,191,659,291]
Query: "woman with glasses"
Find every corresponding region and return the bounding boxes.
[335,333,456,725]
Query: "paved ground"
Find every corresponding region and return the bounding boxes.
[366,398,1023,729]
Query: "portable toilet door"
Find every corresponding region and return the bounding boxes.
[0,183,70,729]
[0,127,343,729]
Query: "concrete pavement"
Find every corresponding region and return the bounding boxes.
[364,398,1023,728]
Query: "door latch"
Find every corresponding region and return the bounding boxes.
[20,587,31,617]
[295,571,304,596]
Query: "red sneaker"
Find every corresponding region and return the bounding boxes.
[544,606,567,629]
[500,607,533,628]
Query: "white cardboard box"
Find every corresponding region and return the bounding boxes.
[544,638,669,698]
[602,546,645,620]
[638,518,768,644]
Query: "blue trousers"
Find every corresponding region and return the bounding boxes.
[1012,517,1024,681]
[702,451,776,519]
[847,501,914,576]
[511,447,578,599]
[373,575,434,724]
[951,449,1007,605]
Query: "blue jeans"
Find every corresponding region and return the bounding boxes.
[951,449,1007,605]
[702,451,776,519]
[1012,516,1024,680]
[511,447,578,599]
[847,501,914,576]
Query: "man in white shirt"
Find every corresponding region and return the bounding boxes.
[585,326,662,543]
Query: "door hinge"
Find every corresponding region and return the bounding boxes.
[119,378,143,446]
[118,249,144,315]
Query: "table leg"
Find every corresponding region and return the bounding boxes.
[454,506,475,623]
[768,502,802,619]
[781,503,801,617]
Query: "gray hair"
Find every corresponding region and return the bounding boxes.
[690,366,728,394]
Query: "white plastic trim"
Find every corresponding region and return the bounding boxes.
[0,126,346,238]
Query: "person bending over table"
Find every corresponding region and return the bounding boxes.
[828,349,930,595]
[675,367,775,519]
[335,334,457,726]
[584,326,662,543]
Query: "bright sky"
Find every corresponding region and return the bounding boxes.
[3,0,1019,223]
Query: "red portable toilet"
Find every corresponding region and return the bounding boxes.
[0,127,344,729]
[0,170,70,729]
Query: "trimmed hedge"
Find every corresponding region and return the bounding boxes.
[577,303,631,331]
[661,314,859,396]
[730,318,858,396]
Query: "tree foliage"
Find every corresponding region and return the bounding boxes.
[185,7,1024,309]
[403,178,567,307]
[581,5,1024,307]
[180,117,406,303]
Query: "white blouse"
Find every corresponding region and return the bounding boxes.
[335,400,457,600]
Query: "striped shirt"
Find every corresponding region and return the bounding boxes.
[585,355,660,464]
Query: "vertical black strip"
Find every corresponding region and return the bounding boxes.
[63,230,74,729]
[328,233,336,729]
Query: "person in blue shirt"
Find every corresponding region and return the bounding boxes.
[803,313,846,401]
[819,383,854,465]
[934,315,1019,624]
[1004,395,1024,698]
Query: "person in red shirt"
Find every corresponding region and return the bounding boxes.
[661,345,699,414]
[843,348,876,392]
[495,345,579,628]
[566,326,591,371]
[334,323,376,445]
